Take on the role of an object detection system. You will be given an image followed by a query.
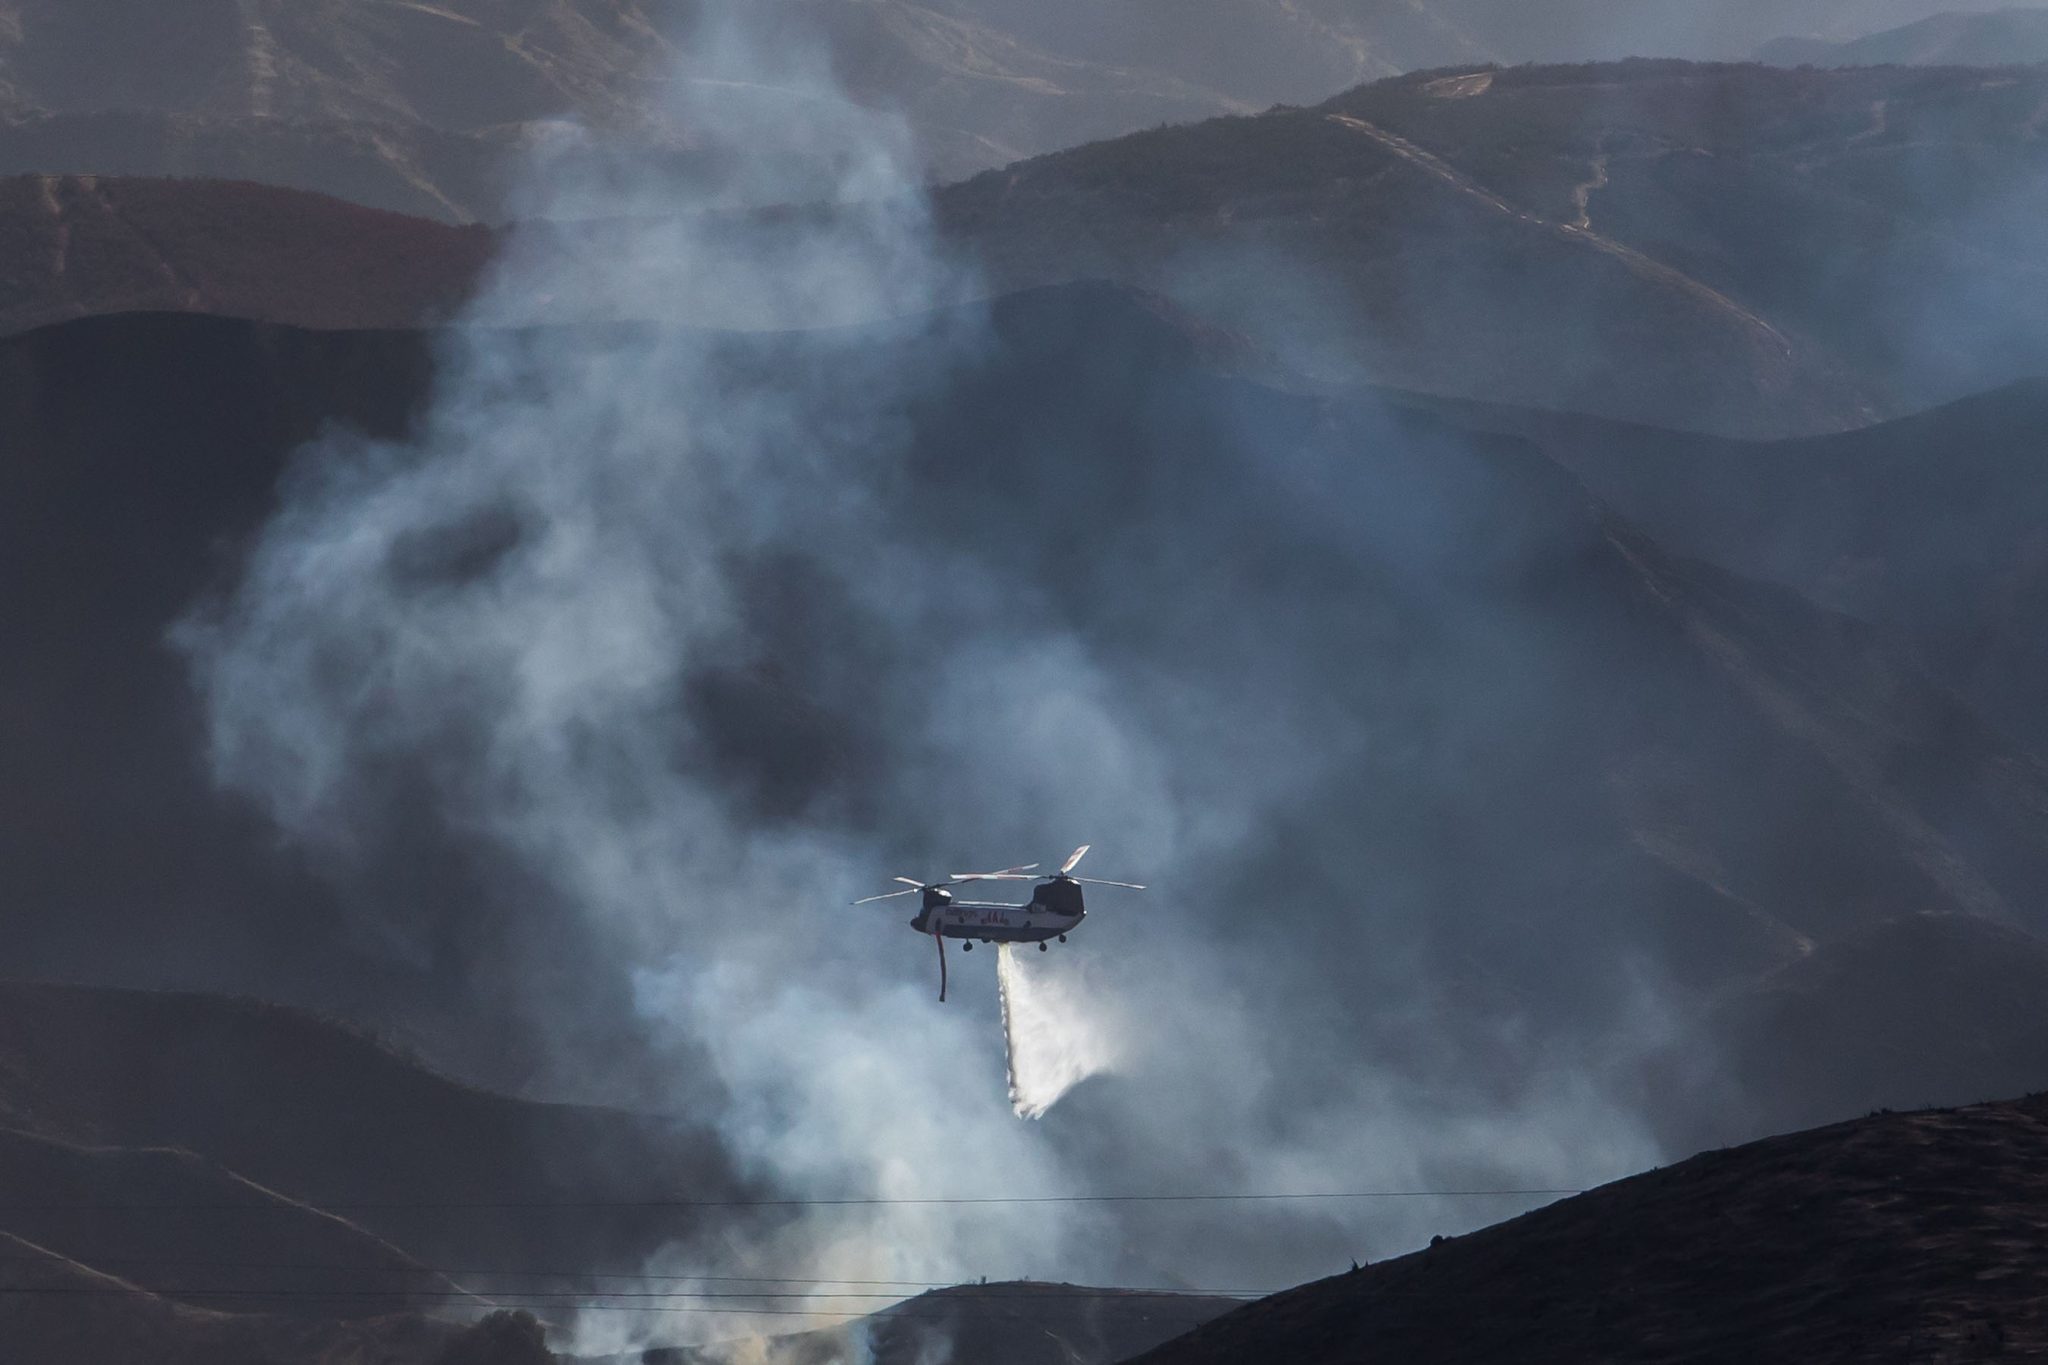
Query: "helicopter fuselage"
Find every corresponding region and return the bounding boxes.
[912,889,1085,944]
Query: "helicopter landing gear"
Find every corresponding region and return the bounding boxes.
[961,941,972,952]
[1039,942,1048,951]
[1057,934,1067,943]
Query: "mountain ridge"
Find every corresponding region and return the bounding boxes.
[1124,1092,2048,1363]
[10,59,2039,436]
[0,0,1250,202]
[1759,7,2048,67]
[940,58,2048,433]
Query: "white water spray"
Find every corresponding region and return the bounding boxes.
[996,944,1118,1119]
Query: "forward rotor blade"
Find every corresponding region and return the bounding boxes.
[853,887,922,904]
[1060,845,1092,875]
[949,864,1040,881]
[893,877,926,888]
[1072,876,1146,890]
[955,873,1036,882]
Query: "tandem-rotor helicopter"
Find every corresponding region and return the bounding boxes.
[854,845,1145,1002]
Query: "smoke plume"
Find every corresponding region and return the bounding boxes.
[174,0,1683,1336]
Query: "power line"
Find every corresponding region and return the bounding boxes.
[0,1254,1272,1293]
[0,1187,1584,1212]
[0,1295,1147,1320]
[0,1255,950,1286]
[0,1285,1268,1320]
[0,1287,1264,1303]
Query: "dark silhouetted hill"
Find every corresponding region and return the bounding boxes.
[0,112,592,225]
[0,176,492,332]
[590,1282,1242,1365]
[1126,1093,2048,1363]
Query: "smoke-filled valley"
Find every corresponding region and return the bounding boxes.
[7,2,2048,1362]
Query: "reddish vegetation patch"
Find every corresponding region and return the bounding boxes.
[0,175,495,334]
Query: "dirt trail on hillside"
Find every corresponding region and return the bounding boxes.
[82,179,206,309]
[1568,150,1609,231]
[38,175,69,281]
[1325,113,1793,359]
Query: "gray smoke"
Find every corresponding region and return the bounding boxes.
[175,0,1686,1344]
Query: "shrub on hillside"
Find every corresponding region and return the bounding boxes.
[433,1311,554,1365]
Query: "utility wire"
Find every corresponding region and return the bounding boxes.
[0,1188,1584,1212]
[0,1289,1209,1319]
[0,1254,1274,1293]
[0,1256,952,1285]
[0,1287,1266,1303]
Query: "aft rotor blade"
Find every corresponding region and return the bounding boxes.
[853,887,922,904]
[1060,845,1092,875]
[955,873,1036,882]
[1072,876,1146,890]
[893,877,926,888]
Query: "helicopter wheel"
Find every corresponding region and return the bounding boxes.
[961,941,972,952]
[1057,934,1067,943]
[1039,942,1048,952]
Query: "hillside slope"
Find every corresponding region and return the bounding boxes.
[0,1125,470,1320]
[0,1229,461,1365]
[0,112,640,225]
[1760,7,2048,66]
[1126,1093,2048,1363]
[1411,377,2048,758]
[939,60,2048,434]
[599,1282,1243,1365]
[1669,915,2048,1148]
[0,0,1244,202]
[0,1,2020,214]
[10,292,2048,1167]
[0,982,766,1283]
[0,176,493,333]
[0,980,1239,1365]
